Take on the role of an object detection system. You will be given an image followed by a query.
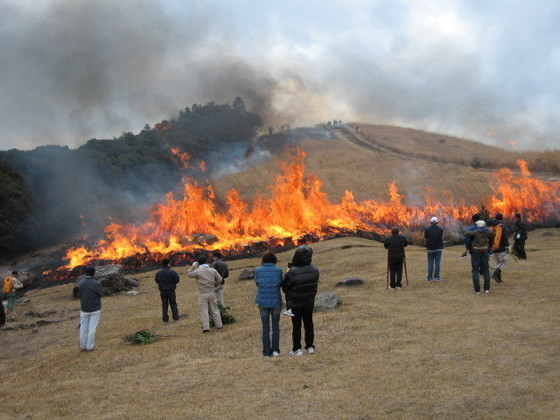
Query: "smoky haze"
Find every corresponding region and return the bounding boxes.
[1,0,560,151]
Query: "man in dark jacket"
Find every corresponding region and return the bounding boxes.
[210,251,229,305]
[155,258,181,322]
[282,245,319,356]
[487,213,509,283]
[78,266,103,351]
[384,227,408,290]
[512,213,528,259]
[464,220,495,294]
[425,216,444,281]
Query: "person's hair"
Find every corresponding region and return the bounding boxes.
[11,270,18,276]
[261,251,277,264]
[161,258,171,267]
[212,251,222,259]
[391,227,399,235]
[495,213,503,220]
[197,256,207,265]
[472,213,481,223]
[85,266,96,276]
[515,213,521,218]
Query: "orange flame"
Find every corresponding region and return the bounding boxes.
[64,150,560,268]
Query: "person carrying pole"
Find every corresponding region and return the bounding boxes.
[383,227,408,290]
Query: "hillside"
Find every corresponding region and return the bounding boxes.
[1,229,559,418]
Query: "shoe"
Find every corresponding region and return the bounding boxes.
[283,309,294,317]
[202,329,210,333]
[307,347,315,354]
[272,351,280,357]
[289,349,304,356]
[396,286,402,290]
[484,290,490,294]
[473,291,480,295]
[434,278,442,282]
[389,287,396,290]
[426,278,433,282]
[86,347,97,352]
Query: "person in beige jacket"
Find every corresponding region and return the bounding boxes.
[187,255,223,332]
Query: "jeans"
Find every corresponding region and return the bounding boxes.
[160,290,179,322]
[80,310,101,350]
[471,251,490,292]
[259,305,281,356]
[427,249,442,280]
[291,307,314,352]
[6,291,16,311]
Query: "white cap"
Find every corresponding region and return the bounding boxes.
[475,220,486,228]
[430,216,438,223]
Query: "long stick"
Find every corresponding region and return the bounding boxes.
[404,254,409,286]
[386,258,389,289]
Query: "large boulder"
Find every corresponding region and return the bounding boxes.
[314,291,342,311]
[73,264,126,297]
[238,267,256,281]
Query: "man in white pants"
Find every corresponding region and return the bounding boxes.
[188,255,223,333]
[78,266,103,352]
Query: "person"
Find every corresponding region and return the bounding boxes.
[425,216,444,281]
[282,245,319,356]
[464,220,495,294]
[155,258,181,323]
[0,297,6,328]
[512,213,528,259]
[210,251,229,305]
[254,251,284,357]
[188,255,223,333]
[3,270,23,312]
[78,266,103,351]
[383,227,408,290]
[461,213,482,258]
[283,262,294,317]
[487,213,509,283]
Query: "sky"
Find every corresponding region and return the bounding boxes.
[1,0,559,151]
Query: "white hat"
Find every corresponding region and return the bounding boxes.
[430,216,438,223]
[475,220,486,228]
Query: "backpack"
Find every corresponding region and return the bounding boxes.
[490,224,503,251]
[3,276,13,294]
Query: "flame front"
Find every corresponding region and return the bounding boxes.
[65,150,560,267]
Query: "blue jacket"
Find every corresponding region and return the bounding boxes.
[255,263,283,308]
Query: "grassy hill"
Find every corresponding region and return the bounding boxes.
[1,229,559,418]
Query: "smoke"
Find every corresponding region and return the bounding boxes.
[1,0,560,151]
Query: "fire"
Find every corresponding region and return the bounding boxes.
[63,150,560,268]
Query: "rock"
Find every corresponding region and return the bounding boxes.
[542,231,554,236]
[26,309,58,318]
[336,277,364,287]
[73,264,126,297]
[36,319,61,326]
[314,291,342,311]
[126,290,141,296]
[124,277,140,288]
[238,267,256,281]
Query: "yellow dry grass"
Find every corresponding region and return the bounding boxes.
[2,229,559,419]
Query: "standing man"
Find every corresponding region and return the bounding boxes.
[155,258,181,323]
[188,255,223,333]
[425,216,444,281]
[3,270,23,313]
[465,221,495,295]
[210,251,229,305]
[512,213,528,259]
[78,266,103,352]
[384,227,408,290]
[282,245,319,356]
[487,213,509,283]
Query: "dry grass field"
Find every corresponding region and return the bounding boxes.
[2,229,559,419]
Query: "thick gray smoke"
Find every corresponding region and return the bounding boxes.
[1,0,559,151]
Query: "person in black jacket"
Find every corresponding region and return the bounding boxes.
[155,258,181,322]
[384,227,408,290]
[282,245,319,356]
[512,213,528,259]
[78,266,103,351]
[425,216,444,281]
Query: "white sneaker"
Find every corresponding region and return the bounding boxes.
[289,349,303,356]
[395,286,402,290]
[484,290,490,294]
[307,347,315,354]
[283,309,294,317]
[272,351,280,357]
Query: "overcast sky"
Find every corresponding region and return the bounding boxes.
[1,0,559,151]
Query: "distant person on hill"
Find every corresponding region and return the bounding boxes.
[512,213,528,259]
[210,251,229,305]
[3,270,23,313]
[188,255,223,333]
[384,227,408,290]
[282,245,319,356]
[486,213,509,283]
[425,216,444,281]
[464,221,495,294]
[255,251,284,357]
[78,267,103,351]
[155,258,181,323]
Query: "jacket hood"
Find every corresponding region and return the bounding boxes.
[291,245,313,267]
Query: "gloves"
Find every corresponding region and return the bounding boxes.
[516,234,521,239]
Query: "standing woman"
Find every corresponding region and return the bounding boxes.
[255,251,284,357]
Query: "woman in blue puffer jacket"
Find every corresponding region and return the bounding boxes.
[255,251,284,357]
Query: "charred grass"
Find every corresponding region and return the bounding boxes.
[1,230,559,419]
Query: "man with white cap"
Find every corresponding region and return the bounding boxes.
[464,220,495,294]
[425,216,444,281]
